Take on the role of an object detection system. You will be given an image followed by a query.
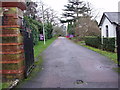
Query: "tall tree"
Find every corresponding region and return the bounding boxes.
[24,1,38,19]
[36,2,59,26]
[63,0,91,20]
[77,17,100,38]
[62,0,91,36]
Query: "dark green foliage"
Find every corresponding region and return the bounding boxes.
[103,38,115,52]
[85,36,115,52]
[24,16,53,44]
[85,36,101,48]
[68,22,75,35]
[24,16,42,45]
[63,0,91,18]
[30,23,39,44]
[44,23,53,39]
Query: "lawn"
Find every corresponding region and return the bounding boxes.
[34,37,56,58]
[1,82,12,89]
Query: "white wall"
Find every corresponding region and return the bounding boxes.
[101,17,116,38]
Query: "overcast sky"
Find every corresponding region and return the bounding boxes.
[36,0,120,23]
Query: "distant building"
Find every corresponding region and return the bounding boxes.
[99,12,120,38]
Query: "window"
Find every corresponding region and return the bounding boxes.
[106,25,109,37]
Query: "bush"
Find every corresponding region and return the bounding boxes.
[103,38,115,52]
[45,23,53,39]
[85,36,101,48]
[24,16,42,45]
[85,36,115,52]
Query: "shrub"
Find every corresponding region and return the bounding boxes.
[85,36,115,52]
[85,36,101,48]
[103,38,115,52]
[24,16,42,45]
[44,23,53,39]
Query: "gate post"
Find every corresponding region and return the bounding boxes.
[116,25,120,67]
[0,1,26,83]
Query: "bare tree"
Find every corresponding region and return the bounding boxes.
[36,1,59,26]
[76,16,100,39]
[44,8,59,25]
[24,1,38,19]
[53,26,66,36]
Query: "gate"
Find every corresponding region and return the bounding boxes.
[116,25,120,66]
[21,21,35,77]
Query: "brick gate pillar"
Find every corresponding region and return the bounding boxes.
[0,1,26,82]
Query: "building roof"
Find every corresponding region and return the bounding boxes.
[99,12,120,26]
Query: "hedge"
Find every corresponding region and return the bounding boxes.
[85,36,116,52]
[85,36,101,48]
[103,38,115,52]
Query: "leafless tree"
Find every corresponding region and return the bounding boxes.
[36,1,59,26]
[76,16,100,40]
[24,1,38,19]
[53,26,66,36]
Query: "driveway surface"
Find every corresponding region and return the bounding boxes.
[20,37,118,88]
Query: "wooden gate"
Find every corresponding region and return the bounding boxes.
[21,27,35,78]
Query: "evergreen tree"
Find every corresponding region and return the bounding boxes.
[62,0,92,37]
[63,0,91,20]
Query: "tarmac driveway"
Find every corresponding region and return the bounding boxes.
[20,37,118,88]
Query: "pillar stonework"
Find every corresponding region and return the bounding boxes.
[0,1,26,82]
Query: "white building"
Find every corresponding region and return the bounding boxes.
[99,12,120,38]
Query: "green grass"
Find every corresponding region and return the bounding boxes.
[76,41,117,64]
[34,37,56,58]
[1,82,11,89]
[113,67,120,73]
[82,45,117,63]
[0,83,2,90]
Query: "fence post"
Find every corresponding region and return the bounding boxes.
[116,25,120,67]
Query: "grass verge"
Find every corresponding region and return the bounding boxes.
[73,40,117,64]
[34,37,56,58]
[1,82,12,89]
[73,40,120,73]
